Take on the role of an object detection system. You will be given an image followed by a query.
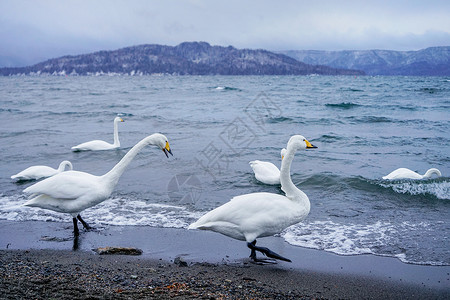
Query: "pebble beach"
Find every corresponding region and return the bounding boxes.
[1,220,449,299]
[1,249,449,300]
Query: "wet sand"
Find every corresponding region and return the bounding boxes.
[0,220,449,299]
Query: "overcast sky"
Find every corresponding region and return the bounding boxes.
[1,0,450,67]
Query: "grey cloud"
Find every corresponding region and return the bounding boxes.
[0,0,449,67]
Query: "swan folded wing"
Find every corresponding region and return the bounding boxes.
[196,193,274,224]
[190,220,245,240]
[72,140,114,151]
[23,171,99,200]
[231,193,300,235]
[12,166,56,179]
[250,161,279,176]
[192,192,298,241]
[249,161,280,184]
[383,168,422,180]
[31,167,58,178]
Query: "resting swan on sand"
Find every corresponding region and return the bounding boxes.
[189,135,317,262]
[24,133,172,236]
[249,148,287,185]
[382,168,442,180]
[71,116,124,151]
[11,160,73,181]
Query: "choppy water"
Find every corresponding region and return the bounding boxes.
[0,75,449,266]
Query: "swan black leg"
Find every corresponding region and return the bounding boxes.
[72,235,79,251]
[247,240,292,263]
[73,217,80,236]
[77,214,91,230]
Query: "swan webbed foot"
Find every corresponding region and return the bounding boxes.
[247,240,292,263]
[77,214,92,230]
[249,257,278,265]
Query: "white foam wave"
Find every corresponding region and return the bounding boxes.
[282,219,447,265]
[282,220,379,255]
[0,195,203,228]
[85,198,204,228]
[379,179,450,200]
[2,194,447,265]
[0,194,66,222]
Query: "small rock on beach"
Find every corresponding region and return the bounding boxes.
[93,246,143,255]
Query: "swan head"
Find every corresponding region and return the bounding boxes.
[281,148,287,160]
[287,135,317,151]
[150,133,173,158]
[114,116,124,123]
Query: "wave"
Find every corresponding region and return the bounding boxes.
[213,86,242,91]
[300,117,345,125]
[5,110,123,120]
[339,87,364,92]
[0,108,24,114]
[101,104,132,109]
[396,105,419,111]
[325,102,361,109]
[417,87,445,94]
[378,178,450,200]
[316,134,343,142]
[345,115,393,123]
[6,175,444,226]
[282,219,449,266]
[2,173,448,266]
[0,128,62,139]
[301,174,449,200]
[0,195,203,228]
[267,116,293,123]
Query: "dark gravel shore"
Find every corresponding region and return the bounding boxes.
[1,249,448,300]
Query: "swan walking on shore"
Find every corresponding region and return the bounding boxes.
[24,133,172,236]
[189,135,317,262]
[11,160,73,181]
[382,168,441,180]
[249,148,286,185]
[71,116,124,151]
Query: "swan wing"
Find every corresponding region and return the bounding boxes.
[23,171,100,200]
[71,140,115,151]
[249,160,280,184]
[11,166,57,180]
[383,168,422,180]
[190,192,302,241]
[228,192,302,226]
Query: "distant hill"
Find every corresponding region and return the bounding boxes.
[280,47,450,76]
[0,42,364,76]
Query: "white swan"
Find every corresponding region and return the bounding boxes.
[383,168,442,180]
[249,148,287,185]
[189,135,317,262]
[24,133,172,236]
[11,160,73,181]
[71,116,124,151]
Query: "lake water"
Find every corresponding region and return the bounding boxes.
[0,75,449,266]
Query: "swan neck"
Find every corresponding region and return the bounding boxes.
[58,161,72,172]
[102,135,156,187]
[424,168,441,178]
[280,146,309,207]
[113,119,120,147]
